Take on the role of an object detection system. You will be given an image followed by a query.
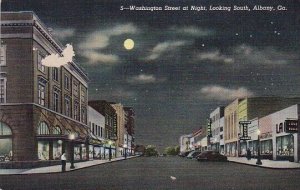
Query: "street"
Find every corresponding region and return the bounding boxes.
[0,156,300,190]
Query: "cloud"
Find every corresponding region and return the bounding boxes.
[82,50,119,64]
[79,23,138,50]
[79,23,138,64]
[196,50,234,64]
[42,44,75,67]
[128,74,157,84]
[174,26,215,37]
[52,28,75,40]
[146,41,188,60]
[111,88,136,99]
[233,44,295,65]
[199,85,254,101]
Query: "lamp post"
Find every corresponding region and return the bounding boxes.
[69,133,75,169]
[256,129,262,165]
[123,144,128,159]
[108,140,112,161]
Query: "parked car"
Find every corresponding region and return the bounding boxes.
[186,151,202,159]
[178,151,192,157]
[196,151,227,161]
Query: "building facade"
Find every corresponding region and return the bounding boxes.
[209,107,224,152]
[0,12,89,166]
[111,103,126,157]
[124,107,135,155]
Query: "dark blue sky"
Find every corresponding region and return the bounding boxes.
[2,0,300,149]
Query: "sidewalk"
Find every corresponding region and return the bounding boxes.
[228,157,300,169]
[0,156,138,175]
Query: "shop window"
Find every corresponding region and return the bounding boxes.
[38,141,49,160]
[261,140,273,154]
[276,135,294,156]
[0,122,13,162]
[53,140,62,160]
[53,126,62,135]
[37,122,50,135]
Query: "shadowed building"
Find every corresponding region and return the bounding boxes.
[0,12,89,167]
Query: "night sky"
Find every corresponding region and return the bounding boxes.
[2,0,300,149]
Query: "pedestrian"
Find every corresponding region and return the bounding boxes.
[61,152,67,172]
[246,148,251,160]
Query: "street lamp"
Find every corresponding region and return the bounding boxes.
[69,133,75,169]
[256,129,262,165]
[123,144,128,159]
[108,140,112,161]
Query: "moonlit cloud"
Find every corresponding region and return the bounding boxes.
[82,50,119,64]
[42,44,75,67]
[128,74,157,84]
[146,41,188,60]
[52,28,75,40]
[173,26,215,37]
[233,44,296,65]
[79,23,138,64]
[199,85,254,101]
[196,50,234,64]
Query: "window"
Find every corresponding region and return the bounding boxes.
[92,123,95,135]
[64,96,70,117]
[0,122,13,162]
[53,126,62,135]
[0,45,6,66]
[53,88,59,112]
[52,68,59,81]
[38,83,45,106]
[0,78,7,103]
[74,101,79,120]
[276,135,293,156]
[81,107,86,123]
[101,127,103,138]
[64,75,70,90]
[37,52,45,72]
[220,127,223,132]
[37,122,50,135]
[81,88,86,103]
[220,135,223,139]
[73,82,79,97]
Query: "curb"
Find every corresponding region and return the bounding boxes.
[0,156,140,176]
[228,160,300,170]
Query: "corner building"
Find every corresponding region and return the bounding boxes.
[0,12,89,167]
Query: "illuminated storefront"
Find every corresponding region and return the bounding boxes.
[0,122,12,162]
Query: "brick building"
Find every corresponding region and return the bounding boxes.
[0,12,89,167]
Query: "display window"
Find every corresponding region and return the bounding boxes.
[38,141,49,160]
[53,140,63,160]
[261,140,273,155]
[276,135,294,156]
[0,122,12,162]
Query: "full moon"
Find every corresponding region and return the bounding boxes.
[124,39,134,50]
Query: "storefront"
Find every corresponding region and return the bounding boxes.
[225,142,237,156]
[261,139,273,159]
[240,141,247,156]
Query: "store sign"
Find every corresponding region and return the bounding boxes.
[285,120,298,133]
[239,136,251,140]
[207,119,212,137]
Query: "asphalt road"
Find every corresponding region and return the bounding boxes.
[0,156,300,190]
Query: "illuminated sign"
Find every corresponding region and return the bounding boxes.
[285,120,298,133]
[207,118,212,137]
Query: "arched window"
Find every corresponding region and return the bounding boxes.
[37,122,50,135]
[0,122,13,162]
[53,126,62,135]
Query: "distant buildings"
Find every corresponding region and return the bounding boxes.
[0,11,136,168]
[180,97,300,163]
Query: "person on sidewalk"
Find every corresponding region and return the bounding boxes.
[246,148,251,160]
[61,153,67,172]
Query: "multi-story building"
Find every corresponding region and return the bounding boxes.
[88,106,105,160]
[0,12,89,167]
[224,99,241,156]
[209,107,224,152]
[124,107,135,155]
[88,100,117,157]
[111,103,126,157]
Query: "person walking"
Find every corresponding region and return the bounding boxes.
[61,153,67,172]
[246,148,251,160]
